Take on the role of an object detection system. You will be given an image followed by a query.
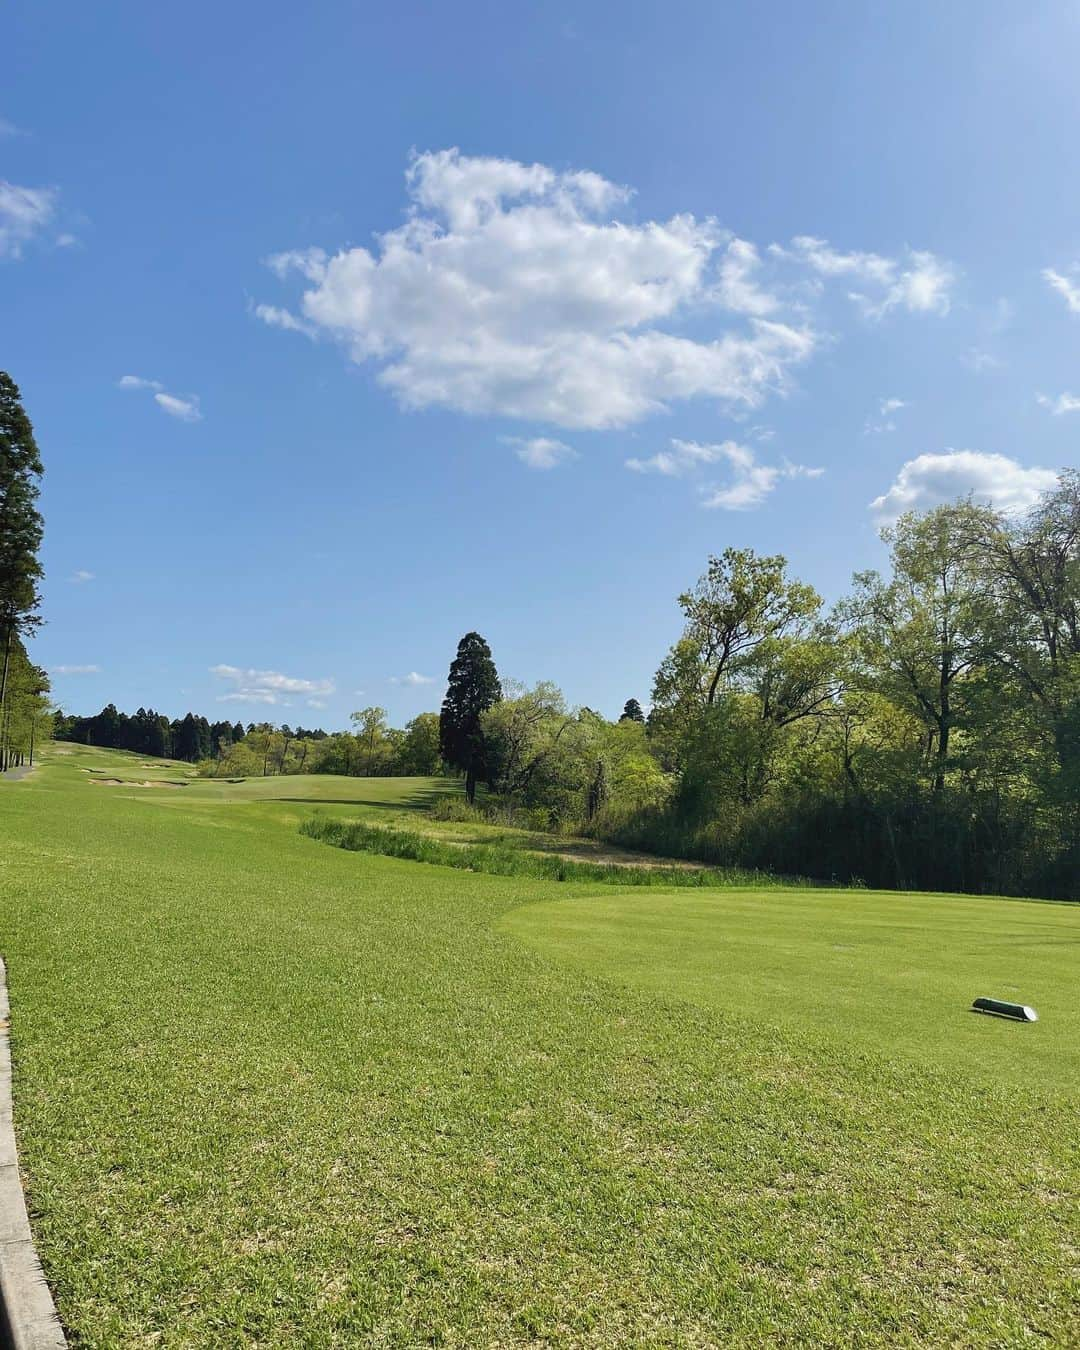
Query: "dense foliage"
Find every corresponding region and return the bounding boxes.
[425,480,1080,900]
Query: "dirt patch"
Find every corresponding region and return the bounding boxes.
[543,844,706,871]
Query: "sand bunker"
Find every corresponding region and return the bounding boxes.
[89,778,187,789]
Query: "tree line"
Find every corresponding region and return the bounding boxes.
[54,706,249,761]
[53,702,446,778]
[428,483,1080,899]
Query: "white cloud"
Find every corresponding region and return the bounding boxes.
[1036,391,1080,416]
[50,664,100,675]
[864,396,907,434]
[257,148,816,429]
[210,664,335,705]
[306,698,327,710]
[0,181,58,260]
[871,450,1057,522]
[501,435,577,470]
[714,238,779,316]
[119,377,202,422]
[390,672,435,686]
[154,391,202,422]
[1043,266,1080,314]
[69,569,95,584]
[627,438,822,510]
[626,438,730,477]
[779,237,954,317]
[252,302,314,337]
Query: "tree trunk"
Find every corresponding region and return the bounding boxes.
[465,763,477,804]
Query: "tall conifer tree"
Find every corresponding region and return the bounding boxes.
[439,632,500,802]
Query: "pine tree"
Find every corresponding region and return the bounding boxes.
[439,632,501,803]
[619,698,645,723]
[0,373,45,771]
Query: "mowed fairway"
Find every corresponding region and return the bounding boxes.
[1,747,1077,1346]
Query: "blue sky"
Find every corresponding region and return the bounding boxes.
[5,1,1080,726]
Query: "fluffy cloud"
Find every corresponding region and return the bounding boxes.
[210,664,335,705]
[69,569,95,583]
[1043,266,1080,314]
[0,181,57,260]
[257,151,954,431]
[119,376,202,422]
[627,438,822,510]
[871,450,1057,522]
[50,664,100,675]
[257,149,819,429]
[501,436,577,470]
[1036,391,1080,416]
[779,237,954,317]
[390,672,435,686]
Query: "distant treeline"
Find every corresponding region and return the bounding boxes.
[53,706,330,763]
[52,704,443,777]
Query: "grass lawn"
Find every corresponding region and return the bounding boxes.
[1,744,1077,1345]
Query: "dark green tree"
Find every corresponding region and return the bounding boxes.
[439,631,500,802]
[0,373,45,771]
[619,698,645,723]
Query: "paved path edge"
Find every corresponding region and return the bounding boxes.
[0,958,66,1349]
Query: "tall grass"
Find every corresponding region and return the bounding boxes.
[300,816,814,888]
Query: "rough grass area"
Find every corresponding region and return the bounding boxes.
[301,815,806,888]
[0,743,1077,1346]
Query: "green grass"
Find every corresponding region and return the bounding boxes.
[301,815,805,888]
[1,743,1077,1345]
